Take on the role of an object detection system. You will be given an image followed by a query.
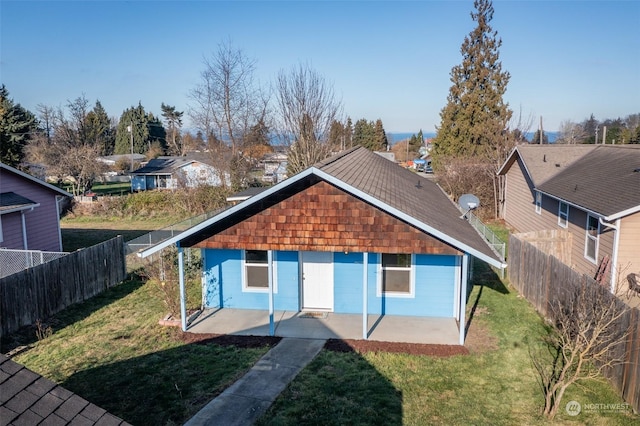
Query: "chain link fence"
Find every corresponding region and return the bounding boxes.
[0,248,69,279]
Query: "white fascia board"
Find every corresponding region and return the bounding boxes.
[537,189,639,223]
[137,168,317,258]
[313,169,506,269]
[604,205,640,221]
[1,163,72,197]
[496,146,519,176]
[0,203,41,215]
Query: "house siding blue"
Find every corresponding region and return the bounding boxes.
[202,249,459,318]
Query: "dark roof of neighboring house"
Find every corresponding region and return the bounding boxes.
[0,192,39,214]
[0,354,131,425]
[131,157,193,175]
[140,146,505,268]
[0,162,72,198]
[536,145,640,219]
[497,144,598,186]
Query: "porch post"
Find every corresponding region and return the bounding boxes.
[178,244,187,332]
[362,252,368,340]
[268,250,275,336]
[459,254,469,345]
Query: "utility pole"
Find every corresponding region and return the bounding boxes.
[127,122,134,171]
[539,116,543,144]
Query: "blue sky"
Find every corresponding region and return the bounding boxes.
[1,1,638,133]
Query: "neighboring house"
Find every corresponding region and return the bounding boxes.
[140,146,505,344]
[374,151,396,162]
[97,153,146,168]
[498,144,640,291]
[131,156,229,191]
[0,162,72,252]
[0,354,130,425]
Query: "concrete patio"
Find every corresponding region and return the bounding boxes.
[187,309,461,345]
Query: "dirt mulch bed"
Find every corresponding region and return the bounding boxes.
[179,332,469,356]
[324,339,469,356]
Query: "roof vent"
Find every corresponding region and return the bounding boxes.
[634,168,640,173]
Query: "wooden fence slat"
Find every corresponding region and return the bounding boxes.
[509,234,640,413]
[0,236,127,338]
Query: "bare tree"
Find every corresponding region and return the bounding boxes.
[25,98,106,195]
[557,120,587,144]
[530,280,632,419]
[275,62,342,174]
[188,39,268,155]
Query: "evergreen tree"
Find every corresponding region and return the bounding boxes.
[0,85,37,167]
[161,103,184,155]
[529,129,549,144]
[352,118,375,150]
[85,101,115,155]
[374,119,388,151]
[115,103,166,155]
[432,0,512,166]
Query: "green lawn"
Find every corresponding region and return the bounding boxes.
[5,278,276,425]
[258,264,638,425]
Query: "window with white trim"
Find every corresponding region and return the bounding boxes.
[378,253,415,297]
[535,191,542,214]
[558,202,569,228]
[585,215,599,263]
[242,250,275,292]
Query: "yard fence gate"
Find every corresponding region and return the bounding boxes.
[508,234,640,414]
[0,236,127,339]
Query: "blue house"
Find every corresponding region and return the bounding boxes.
[140,147,505,344]
[131,156,229,191]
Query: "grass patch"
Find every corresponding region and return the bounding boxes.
[4,278,274,425]
[258,264,638,425]
[91,181,132,196]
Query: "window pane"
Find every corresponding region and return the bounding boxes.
[382,253,411,268]
[246,265,268,288]
[246,250,268,264]
[587,216,598,236]
[586,239,596,260]
[382,270,410,293]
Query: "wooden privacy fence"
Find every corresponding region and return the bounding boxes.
[0,236,127,339]
[508,234,640,413]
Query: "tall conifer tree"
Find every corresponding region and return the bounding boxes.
[432,0,512,166]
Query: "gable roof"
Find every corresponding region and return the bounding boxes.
[131,157,194,175]
[0,163,72,198]
[0,192,39,214]
[0,354,130,425]
[536,145,640,220]
[139,147,505,268]
[497,144,599,186]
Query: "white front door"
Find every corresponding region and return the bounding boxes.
[301,251,334,311]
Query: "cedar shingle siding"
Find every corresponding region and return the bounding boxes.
[195,180,459,255]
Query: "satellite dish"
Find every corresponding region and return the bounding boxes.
[458,194,480,219]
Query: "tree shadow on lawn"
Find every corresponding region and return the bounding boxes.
[0,278,145,354]
[59,335,281,426]
[62,228,148,252]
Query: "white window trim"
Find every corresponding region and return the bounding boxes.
[558,201,569,228]
[242,250,277,293]
[535,191,542,214]
[376,253,415,298]
[584,214,600,264]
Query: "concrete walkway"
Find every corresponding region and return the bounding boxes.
[184,337,326,426]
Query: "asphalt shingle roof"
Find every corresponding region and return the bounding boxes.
[499,144,598,186]
[0,354,131,425]
[536,144,640,218]
[0,192,38,213]
[316,147,503,264]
